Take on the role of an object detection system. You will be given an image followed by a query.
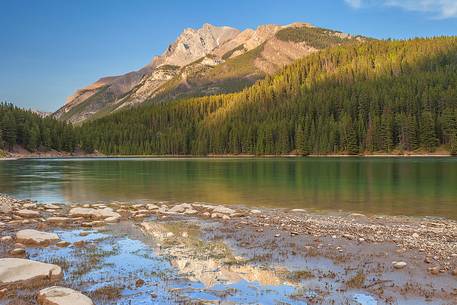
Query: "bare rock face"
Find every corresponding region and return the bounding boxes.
[16,229,60,246]
[37,286,94,305]
[151,23,239,68]
[0,258,62,286]
[54,23,239,123]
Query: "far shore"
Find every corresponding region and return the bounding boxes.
[1,152,455,161]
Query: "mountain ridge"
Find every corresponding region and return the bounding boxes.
[54,22,364,123]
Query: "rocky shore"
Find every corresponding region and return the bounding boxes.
[1,193,456,304]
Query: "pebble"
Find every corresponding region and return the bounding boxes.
[0,236,13,243]
[429,266,440,275]
[79,231,90,237]
[10,248,26,255]
[56,241,70,248]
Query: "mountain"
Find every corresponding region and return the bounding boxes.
[77,37,457,156]
[54,22,364,124]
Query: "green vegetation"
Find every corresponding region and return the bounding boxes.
[0,103,77,152]
[77,37,457,156]
[275,26,359,49]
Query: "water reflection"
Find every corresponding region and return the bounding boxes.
[0,158,456,218]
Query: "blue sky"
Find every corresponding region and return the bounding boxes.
[1,0,456,112]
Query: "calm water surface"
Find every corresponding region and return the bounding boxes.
[1,157,456,218]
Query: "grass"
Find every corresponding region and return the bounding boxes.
[346,270,366,288]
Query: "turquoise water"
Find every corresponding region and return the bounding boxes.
[1,157,457,218]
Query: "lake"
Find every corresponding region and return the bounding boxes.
[1,157,457,219]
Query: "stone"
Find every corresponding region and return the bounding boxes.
[146,204,159,210]
[0,236,13,243]
[16,209,40,218]
[44,204,62,209]
[168,203,193,213]
[166,232,174,238]
[73,241,85,248]
[9,248,26,256]
[69,207,120,220]
[0,258,62,285]
[56,241,70,248]
[222,215,230,220]
[135,279,145,288]
[429,266,440,275]
[105,215,121,223]
[37,286,94,305]
[412,233,420,239]
[46,217,70,224]
[0,201,12,214]
[250,209,262,214]
[23,203,37,209]
[16,229,59,246]
[392,261,407,269]
[183,208,198,215]
[350,213,366,218]
[79,231,90,237]
[451,268,457,276]
[290,209,306,213]
[211,205,236,215]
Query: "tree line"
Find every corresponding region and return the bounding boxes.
[0,103,77,152]
[78,37,457,156]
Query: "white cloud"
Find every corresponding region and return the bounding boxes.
[345,0,457,18]
[345,0,363,8]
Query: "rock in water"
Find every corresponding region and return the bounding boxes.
[37,286,94,305]
[211,205,236,215]
[0,258,62,286]
[16,229,59,246]
[392,261,407,269]
[69,207,120,220]
[16,209,40,218]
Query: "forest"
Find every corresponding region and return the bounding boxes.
[77,37,457,156]
[0,103,77,153]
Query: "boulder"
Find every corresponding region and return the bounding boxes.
[16,229,59,246]
[16,209,40,218]
[37,286,94,305]
[0,258,62,286]
[69,207,120,220]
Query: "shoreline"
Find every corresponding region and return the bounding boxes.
[2,153,454,160]
[1,193,456,303]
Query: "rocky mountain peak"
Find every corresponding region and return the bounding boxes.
[151,24,240,68]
